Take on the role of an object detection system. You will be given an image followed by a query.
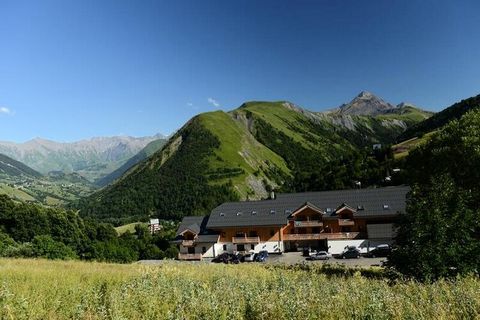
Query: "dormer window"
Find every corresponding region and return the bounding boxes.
[270,209,275,214]
[220,212,225,217]
[357,205,364,211]
[326,208,332,213]
[285,209,292,214]
[383,204,390,210]
[236,212,242,216]
[251,211,257,215]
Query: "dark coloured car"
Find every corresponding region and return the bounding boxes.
[212,252,230,263]
[254,250,269,262]
[364,244,391,258]
[338,246,361,259]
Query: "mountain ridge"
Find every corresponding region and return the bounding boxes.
[78,92,433,224]
[0,134,167,182]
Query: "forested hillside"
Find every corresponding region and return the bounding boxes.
[0,195,177,262]
[95,138,166,187]
[78,93,431,224]
[397,94,480,141]
[390,109,480,280]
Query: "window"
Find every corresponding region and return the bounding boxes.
[236,212,242,216]
[237,244,245,251]
[251,244,255,250]
[270,209,275,214]
[202,247,206,254]
[251,210,257,215]
[357,205,364,210]
[285,209,292,214]
[188,247,195,254]
[223,244,227,251]
[383,204,390,210]
[326,208,332,213]
[220,212,225,217]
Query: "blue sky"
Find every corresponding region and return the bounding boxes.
[1,0,479,142]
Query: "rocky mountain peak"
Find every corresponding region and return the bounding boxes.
[337,91,397,116]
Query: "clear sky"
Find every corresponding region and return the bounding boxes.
[1,0,479,142]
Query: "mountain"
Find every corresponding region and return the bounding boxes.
[78,92,432,224]
[95,138,167,187]
[332,91,397,116]
[0,134,167,182]
[397,94,480,141]
[0,153,42,178]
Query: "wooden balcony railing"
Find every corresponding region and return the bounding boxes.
[294,220,324,227]
[178,253,202,260]
[181,240,195,247]
[283,232,361,241]
[232,236,260,244]
[338,219,355,226]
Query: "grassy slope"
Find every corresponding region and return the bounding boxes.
[392,131,438,159]
[197,110,289,197]
[0,259,479,319]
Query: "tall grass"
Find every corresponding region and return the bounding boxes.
[0,259,479,319]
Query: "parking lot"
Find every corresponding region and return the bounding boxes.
[266,251,385,267]
[139,251,386,267]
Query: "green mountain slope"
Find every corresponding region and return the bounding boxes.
[398,94,480,141]
[78,94,432,224]
[0,154,42,178]
[95,138,167,187]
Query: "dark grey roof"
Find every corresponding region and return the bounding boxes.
[195,234,220,243]
[207,186,409,228]
[176,216,208,236]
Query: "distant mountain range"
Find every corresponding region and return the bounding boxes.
[79,91,434,224]
[0,134,167,183]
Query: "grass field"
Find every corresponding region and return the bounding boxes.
[115,222,147,235]
[0,259,479,319]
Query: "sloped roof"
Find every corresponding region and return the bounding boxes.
[176,216,209,236]
[206,186,409,228]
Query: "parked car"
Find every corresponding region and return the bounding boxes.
[254,250,269,262]
[307,251,332,260]
[230,253,241,264]
[212,252,230,263]
[302,247,311,257]
[364,244,391,258]
[242,251,256,262]
[338,246,361,259]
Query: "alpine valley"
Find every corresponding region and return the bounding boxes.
[0,135,167,205]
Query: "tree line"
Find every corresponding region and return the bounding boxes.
[0,195,178,262]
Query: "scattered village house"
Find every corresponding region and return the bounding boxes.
[174,186,409,260]
[149,218,161,234]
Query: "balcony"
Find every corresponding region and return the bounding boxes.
[181,240,195,247]
[178,253,202,260]
[232,236,260,244]
[338,219,355,226]
[294,220,323,228]
[283,232,361,241]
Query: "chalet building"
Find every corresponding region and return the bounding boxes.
[174,186,409,260]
